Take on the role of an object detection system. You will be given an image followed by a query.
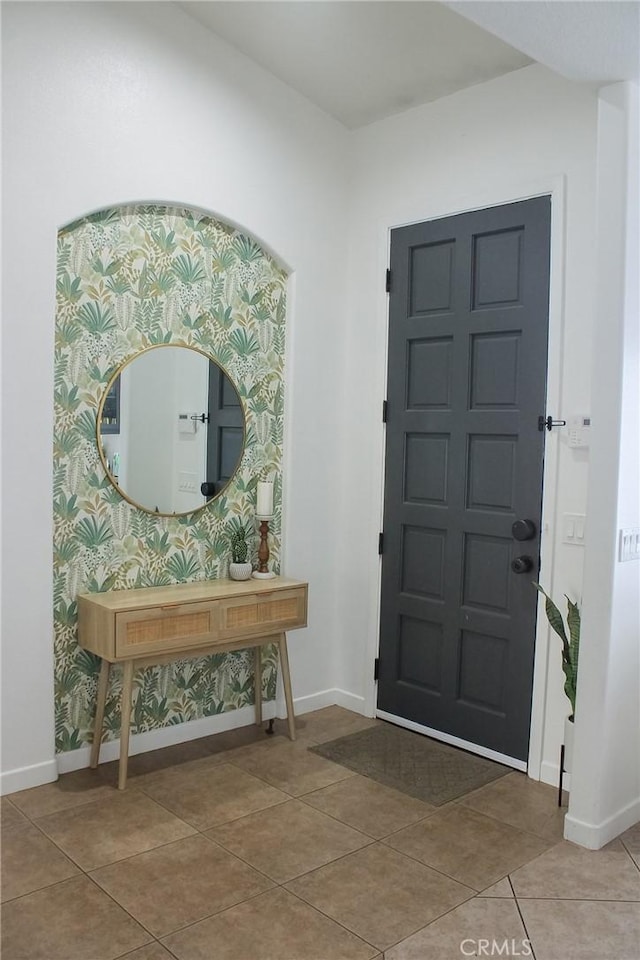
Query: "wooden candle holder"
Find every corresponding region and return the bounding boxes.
[253,517,275,579]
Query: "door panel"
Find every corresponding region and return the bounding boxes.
[378,198,551,763]
[205,363,244,494]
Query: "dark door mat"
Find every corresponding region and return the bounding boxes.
[310,723,511,806]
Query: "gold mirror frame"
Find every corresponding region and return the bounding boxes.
[96,344,247,517]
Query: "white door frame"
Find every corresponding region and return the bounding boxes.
[364,175,567,780]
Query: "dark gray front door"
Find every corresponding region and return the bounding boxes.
[378,197,551,763]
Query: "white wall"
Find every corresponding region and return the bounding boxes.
[338,64,599,784]
[1,0,350,791]
[2,1,635,843]
[566,82,640,848]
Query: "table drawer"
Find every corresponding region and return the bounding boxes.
[219,587,307,640]
[115,600,218,657]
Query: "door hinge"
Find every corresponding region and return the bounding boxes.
[382,400,388,423]
[385,269,392,293]
[374,657,380,681]
[538,415,567,432]
[378,532,384,555]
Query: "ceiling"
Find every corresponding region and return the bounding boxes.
[180,1,640,129]
[448,2,640,86]
[179,1,532,128]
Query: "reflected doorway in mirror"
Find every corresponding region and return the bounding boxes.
[96,344,246,517]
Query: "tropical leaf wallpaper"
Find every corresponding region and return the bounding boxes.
[54,205,287,754]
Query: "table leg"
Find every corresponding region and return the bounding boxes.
[254,645,262,727]
[90,659,110,769]
[118,660,135,790]
[278,633,296,741]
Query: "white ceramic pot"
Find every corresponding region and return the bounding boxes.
[564,716,575,772]
[229,562,252,581]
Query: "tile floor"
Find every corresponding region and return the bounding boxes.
[1,707,639,960]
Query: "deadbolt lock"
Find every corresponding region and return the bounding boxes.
[512,519,537,541]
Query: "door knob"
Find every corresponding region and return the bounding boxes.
[512,519,537,541]
[200,481,218,497]
[511,556,534,574]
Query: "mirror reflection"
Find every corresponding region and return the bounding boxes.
[97,345,245,516]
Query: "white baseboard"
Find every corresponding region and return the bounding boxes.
[540,759,571,792]
[564,795,640,849]
[332,688,368,714]
[278,687,364,717]
[288,688,341,716]
[57,700,278,775]
[0,758,58,796]
[58,689,367,774]
[293,687,368,717]
[2,688,369,788]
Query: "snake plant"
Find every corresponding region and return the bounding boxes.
[534,583,581,719]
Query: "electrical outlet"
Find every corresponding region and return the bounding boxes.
[619,527,640,562]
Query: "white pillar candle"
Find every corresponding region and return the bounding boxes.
[256,480,274,517]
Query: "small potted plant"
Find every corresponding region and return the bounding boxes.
[534,583,580,768]
[229,524,252,581]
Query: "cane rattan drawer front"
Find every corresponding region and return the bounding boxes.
[115,600,219,657]
[219,586,307,640]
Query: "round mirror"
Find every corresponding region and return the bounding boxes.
[97,345,245,516]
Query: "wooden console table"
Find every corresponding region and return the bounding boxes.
[77,576,308,789]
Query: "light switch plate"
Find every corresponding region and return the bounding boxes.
[563,513,586,545]
[178,471,198,493]
[619,527,640,562]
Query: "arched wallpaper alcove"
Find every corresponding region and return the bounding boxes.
[54,204,287,753]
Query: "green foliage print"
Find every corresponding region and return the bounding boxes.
[53,205,287,753]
